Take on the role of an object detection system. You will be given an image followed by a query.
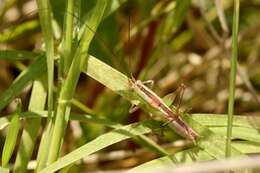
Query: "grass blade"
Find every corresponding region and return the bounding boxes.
[0,50,38,59]
[226,0,240,158]
[13,76,47,173]
[36,0,54,121]
[2,99,21,167]
[40,120,152,173]
[0,54,46,111]
[127,141,259,173]
[0,20,40,43]
[62,0,74,73]
[0,167,9,173]
[47,0,108,164]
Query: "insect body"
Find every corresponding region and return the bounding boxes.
[129,75,200,144]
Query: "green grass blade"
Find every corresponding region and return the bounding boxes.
[127,147,213,173]
[34,117,54,172]
[56,0,76,114]
[2,112,259,134]
[212,127,260,143]
[0,20,40,43]
[226,0,240,158]
[2,99,21,167]
[0,54,46,111]
[162,0,191,35]
[62,0,74,73]
[232,141,260,153]
[13,76,47,173]
[127,141,259,173]
[57,163,74,173]
[0,167,9,173]
[0,110,168,157]
[36,0,54,119]
[103,0,127,18]
[0,50,39,59]
[191,113,259,129]
[47,1,108,164]
[39,120,152,173]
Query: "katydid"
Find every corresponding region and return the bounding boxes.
[129,75,200,144]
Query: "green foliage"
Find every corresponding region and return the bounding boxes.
[0,0,259,172]
[2,99,21,167]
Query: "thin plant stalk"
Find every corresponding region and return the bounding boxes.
[226,0,240,158]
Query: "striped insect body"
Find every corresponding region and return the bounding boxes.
[129,75,200,144]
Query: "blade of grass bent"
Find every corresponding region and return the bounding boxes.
[0,20,40,43]
[127,140,258,173]
[127,147,213,173]
[0,55,46,111]
[47,0,108,164]
[39,120,152,173]
[13,76,47,173]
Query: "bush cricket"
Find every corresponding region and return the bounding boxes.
[128,74,201,144]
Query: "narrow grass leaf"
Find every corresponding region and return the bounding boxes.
[0,111,46,130]
[128,140,259,173]
[35,117,54,172]
[232,141,260,153]
[0,110,167,157]
[13,76,47,173]
[0,20,40,43]
[2,112,258,133]
[58,163,74,173]
[2,99,21,167]
[0,50,39,59]
[47,0,108,164]
[127,147,213,173]
[0,167,9,173]
[36,0,54,120]
[163,0,191,35]
[226,0,240,158]
[212,127,260,143]
[103,0,127,18]
[0,54,46,111]
[191,113,260,129]
[39,120,152,173]
[62,0,74,73]
[181,115,243,159]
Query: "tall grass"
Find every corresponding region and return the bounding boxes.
[0,0,259,173]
